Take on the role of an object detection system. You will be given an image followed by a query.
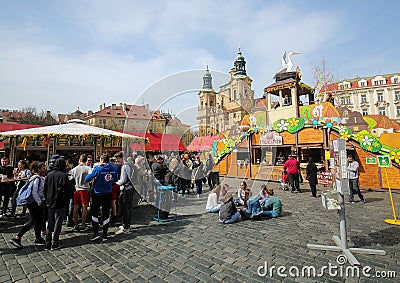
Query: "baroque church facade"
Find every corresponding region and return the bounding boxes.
[197,48,255,136]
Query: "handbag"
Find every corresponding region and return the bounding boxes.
[299,174,303,183]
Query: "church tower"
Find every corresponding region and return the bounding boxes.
[197,65,218,136]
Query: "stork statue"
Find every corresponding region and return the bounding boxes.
[275,51,300,76]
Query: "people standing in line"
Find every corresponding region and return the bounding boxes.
[205,154,215,190]
[0,157,14,218]
[68,154,91,231]
[192,155,205,198]
[10,162,47,248]
[347,155,365,204]
[44,158,69,250]
[306,157,318,198]
[11,160,32,218]
[115,151,134,235]
[85,154,118,241]
[284,155,301,193]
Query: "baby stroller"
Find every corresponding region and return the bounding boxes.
[279,171,290,191]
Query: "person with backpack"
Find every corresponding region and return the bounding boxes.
[10,160,32,218]
[44,158,69,251]
[10,162,47,248]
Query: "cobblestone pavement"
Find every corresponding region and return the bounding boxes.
[1,177,399,282]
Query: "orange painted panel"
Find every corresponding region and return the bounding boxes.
[298,128,324,144]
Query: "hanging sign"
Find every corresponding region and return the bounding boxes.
[366,157,377,164]
[377,155,391,167]
[259,133,282,146]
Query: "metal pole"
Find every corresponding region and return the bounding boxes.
[339,194,348,249]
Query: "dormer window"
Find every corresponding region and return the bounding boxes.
[379,80,384,85]
[117,112,121,115]
[106,111,111,114]
[394,78,399,84]
[374,81,379,86]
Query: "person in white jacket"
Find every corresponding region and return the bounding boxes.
[206,185,223,212]
[10,162,47,248]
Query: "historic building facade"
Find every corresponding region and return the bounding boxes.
[333,73,400,122]
[197,48,254,136]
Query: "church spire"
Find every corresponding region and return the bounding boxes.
[202,63,213,90]
[233,46,247,76]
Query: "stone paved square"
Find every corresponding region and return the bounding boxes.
[1,178,399,282]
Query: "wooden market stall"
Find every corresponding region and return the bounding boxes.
[0,119,144,166]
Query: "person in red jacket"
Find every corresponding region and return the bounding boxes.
[284,155,301,193]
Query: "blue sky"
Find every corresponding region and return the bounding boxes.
[1,0,399,125]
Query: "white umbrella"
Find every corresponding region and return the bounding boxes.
[0,119,144,142]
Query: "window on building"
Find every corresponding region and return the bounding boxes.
[377,92,384,101]
[362,109,368,116]
[339,85,344,90]
[343,110,349,118]
[397,106,400,117]
[374,81,379,86]
[210,101,213,107]
[346,97,351,105]
[378,107,386,116]
[360,81,366,87]
[394,78,399,84]
[379,80,384,85]
[233,90,237,100]
[341,97,346,105]
[99,118,106,125]
[158,122,161,127]
[361,94,367,103]
[119,120,125,126]
[395,91,400,101]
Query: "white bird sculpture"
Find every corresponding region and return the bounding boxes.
[275,51,300,75]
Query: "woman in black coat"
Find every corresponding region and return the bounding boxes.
[306,157,318,198]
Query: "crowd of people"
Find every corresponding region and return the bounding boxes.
[0,151,218,250]
[0,150,364,250]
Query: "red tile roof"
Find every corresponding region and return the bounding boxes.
[366,115,400,130]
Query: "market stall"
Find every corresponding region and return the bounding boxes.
[0,119,144,166]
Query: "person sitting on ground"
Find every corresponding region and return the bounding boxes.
[220,184,229,201]
[206,185,222,213]
[218,191,240,224]
[234,181,251,206]
[241,184,269,219]
[261,189,282,218]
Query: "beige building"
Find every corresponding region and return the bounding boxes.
[197,48,254,136]
[332,73,400,123]
[85,103,151,131]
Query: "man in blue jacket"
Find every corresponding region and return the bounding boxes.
[85,154,118,241]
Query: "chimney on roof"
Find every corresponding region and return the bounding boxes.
[145,104,149,111]
[112,103,116,110]
[88,110,93,116]
[99,104,103,111]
